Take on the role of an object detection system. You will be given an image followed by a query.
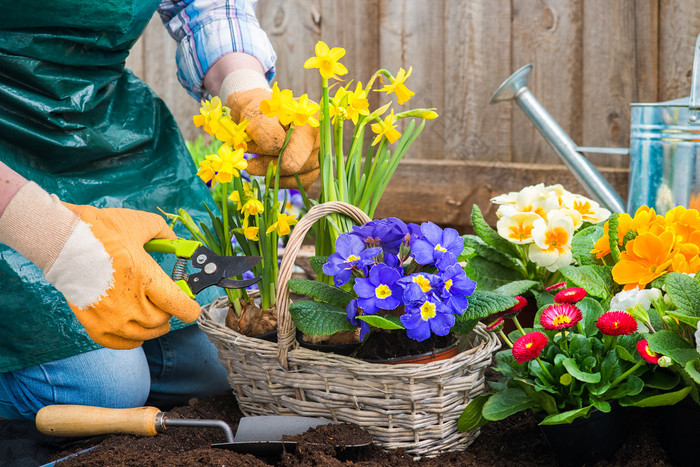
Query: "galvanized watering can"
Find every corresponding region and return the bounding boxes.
[491,34,700,214]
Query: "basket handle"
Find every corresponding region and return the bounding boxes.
[276,201,372,369]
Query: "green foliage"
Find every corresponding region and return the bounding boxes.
[308,256,329,277]
[288,301,357,335]
[461,291,518,320]
[558,265,615,300]
[288,278,354,307]
[571,225,604,266]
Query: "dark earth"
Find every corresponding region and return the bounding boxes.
[31,367,676,467]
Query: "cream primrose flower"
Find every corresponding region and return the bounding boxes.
[491,190,518,206]
[562,193,612,224]
[496,183,561,220]
[528,211,575,272]
[609,287,663,313]
[497,212,541,244]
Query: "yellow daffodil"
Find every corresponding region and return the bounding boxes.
[260,82,295,125]
[196,157,217,185]
[370,110,401,145]
[209,145,248,184]
[377,67,415,104]
[192,97,225,135]
[244,226,259,241]
[228,181,253,209]
[286,94,320,127]
[303,41,348,80]
[215,117,252,151]
[343,82,370,124]
[241,198,264,216]
[266,213,298,236]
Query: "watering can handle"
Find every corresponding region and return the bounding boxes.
[689,33,700,124]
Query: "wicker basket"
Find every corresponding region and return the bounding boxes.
[198,201,501,457]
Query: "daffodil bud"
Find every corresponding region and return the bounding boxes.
[658,356,673,367]
[177,209,201,235]
[559,373,573,386]
[420,110,439,120]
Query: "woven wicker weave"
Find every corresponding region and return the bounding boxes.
[198,201,501,457]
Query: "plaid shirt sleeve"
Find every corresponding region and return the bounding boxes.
[158,0,277,100]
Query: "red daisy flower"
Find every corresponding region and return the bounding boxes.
[496,296,528,319]
[540,303,583,330]
[545,282,567,292]
[554,287,587,304]
[512,332,548,363]
[636,340,660,364]
[486,317,504,332]
[596,311,638,336]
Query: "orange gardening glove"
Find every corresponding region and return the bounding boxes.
[0,182,200,350]
[220,69,320,190]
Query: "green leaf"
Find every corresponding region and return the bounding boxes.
[648,330,700,366]
[287,278,355,307]
[563,358,602,383]
[607,213,621,264]
[621,386,693,408]
[665,272,700,318]
[538,406,592,425]
[482,388,535,421]
[684,359,700,385]
[463,235,521,271]
[605,374,644,399]
[467,256,525,290]
[452,317,479,335]
[578,297,605,338]
[470,204,520,258]
[462,291,518,320]
[457,393,492,432]
[457,236,476,262]
[309,256,330,277]
[559,265,615,300]
[571,225,605,266]
[590,399,612,413]
[645,370,680,390]
[357,314,404,330]
[494,280,539,298]
[288,301,357,335]
[614,345,636,363]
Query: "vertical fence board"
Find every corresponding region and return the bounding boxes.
[443,0,512,163]
[659,0,700,101]
[510,0,583,165]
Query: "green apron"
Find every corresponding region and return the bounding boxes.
[0,1,218,373]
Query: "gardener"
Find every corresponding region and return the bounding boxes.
[0,0,318,420]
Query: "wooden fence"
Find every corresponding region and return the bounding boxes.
[127,0,700,230]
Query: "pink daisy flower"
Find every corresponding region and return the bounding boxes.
[545,282,567,292]
[554,287,587,303]
[486,317,504,332]
[596,311,638,336]
[636,340,660,364]
[540,303,583,331]
[512,332,548,364]
[496,296,528,319]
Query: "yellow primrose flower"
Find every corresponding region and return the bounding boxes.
[266,213,299,236]
[285,94,320,127]
[244,226,259,241]
[370,110,401,145]
[377,67,415,105]
[211,145,248,184]
[241,198,264,216]
[303,41,348,80]
[193,97,225,135]
[215,117,252,151]
[260,82,295,125]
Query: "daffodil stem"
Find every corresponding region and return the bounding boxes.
[221,182,231,256]
[610,360,643,389]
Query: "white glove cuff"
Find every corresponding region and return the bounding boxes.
[0,182,78,271]
[219,69,272,101]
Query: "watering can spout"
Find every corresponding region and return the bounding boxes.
[490,64,626,213]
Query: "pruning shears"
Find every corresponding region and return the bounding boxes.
[144,239,261,299]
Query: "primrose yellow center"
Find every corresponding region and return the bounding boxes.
[445,279,453,291]
[420,301,436,321]
[553,315,572,326]
[435,244,447,253]
[347,255,360,262]
[508,223,534,241]
[545,228,569,252]
[413,275,432,292]
[375,284,392,299]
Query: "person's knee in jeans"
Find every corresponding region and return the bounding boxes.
[0,347,151,420]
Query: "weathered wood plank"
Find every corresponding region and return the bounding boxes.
[378,0,446,160]
[582,0,641,168]
[444,0,512,163]
[258,0,322,99]
[510,0,583,165]
[659,0,700,101]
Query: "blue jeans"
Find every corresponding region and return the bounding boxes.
[0,325,230,420]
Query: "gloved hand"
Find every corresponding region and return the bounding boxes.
[220,69,320,190]
[0,182,200,349]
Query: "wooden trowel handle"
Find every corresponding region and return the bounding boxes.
[36,405,162,438]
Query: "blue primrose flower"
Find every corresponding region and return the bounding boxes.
[411,221,464,270]
[353,263,403,315]
[346,299,370,341]
[398,272,442,303]
[400,296,455,342]
[323,234,381,287]
[439,263,477,314]
[351,218,410,255]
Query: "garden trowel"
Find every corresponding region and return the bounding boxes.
[35,405,370,458]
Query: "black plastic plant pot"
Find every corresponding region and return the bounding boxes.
[654,396,700,467]
[255,329,277,343]
[536,405,630,466]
